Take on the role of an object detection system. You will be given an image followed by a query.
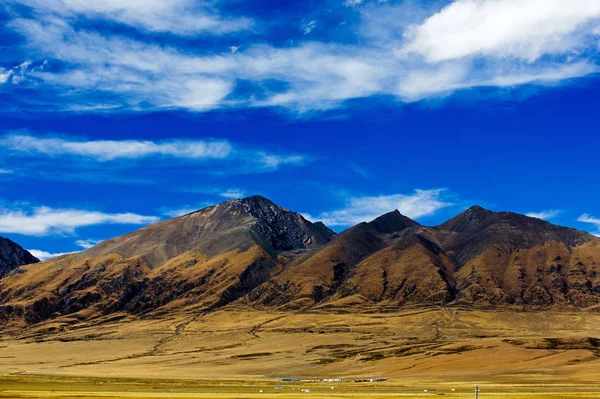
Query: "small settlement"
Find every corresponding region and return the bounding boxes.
[279,377,387,383]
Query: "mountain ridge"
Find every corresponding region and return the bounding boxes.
[1,198,599,328]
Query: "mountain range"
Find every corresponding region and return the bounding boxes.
[1,195,600,327]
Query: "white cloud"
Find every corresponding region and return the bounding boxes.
[8,17,236,111]
[28,249,78,261]
[396,61,597,101]
[484,62,597,87]
[0,68,13,84]
[404,0,600,62]
[0,133,233,161]
[220,189,246,199]
[302,20,317,35]
[161,200,218,218]
[11,60,32,84]
[526,209,562,220]
[396,63,469,100]
[161,191,248,218]
[0,61,33,85]
[256,152,307,169]
[0,169,12,174]
[3,0,600,113]
[75,239,102,250]
[578,214,600,224]
[345,0,364,6]
[8,0,252,36]
[0,206,159,236]
[163,208,199,218]
[0,132,310,174]
[306,189,452,226]
[578,213,600,236]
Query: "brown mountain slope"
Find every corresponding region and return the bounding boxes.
[247,210,419,309]
[2,198,600,328]
[0,236,39,277]
[0,196,335,325]
[428,206,600,309]
[329,235,457,308]
[455,239,600,308]
[246,206,600,311]
[436,205,594,266]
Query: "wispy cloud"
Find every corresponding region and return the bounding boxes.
[161,189,247,218]
[526,209,562,220]
[0,132,310,173]
[395,61,596,101]
[1,133,233,161]
[28,226,104,259]
[7,0,252,36]
[160,200,217,218]
[344,0,364,7]
[75,239,103,250]
[0,169,13,174]
[256,153,307,170]
[3,0,599,113]
[220,189,246,199]
[162,208,199,218]
[0,68,12,84]
[28,249,78,261]
[302,20,317,35]
[305,189,452,226]
[0,60,33,85]
[578,213,600,236]
[0,205,159,236]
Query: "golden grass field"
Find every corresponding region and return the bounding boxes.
[3,375,600,399]
[3,308,600,398]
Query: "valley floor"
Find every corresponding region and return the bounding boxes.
[2,308,600,397]
[2,375,600,399]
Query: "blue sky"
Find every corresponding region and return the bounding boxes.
[0,0,600,259]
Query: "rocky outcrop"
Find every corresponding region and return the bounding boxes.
[0,237,39,277]
[240,196,336,251]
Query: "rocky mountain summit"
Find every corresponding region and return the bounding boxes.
[1,197,600,328]
[0,236,39,277]
[0,196,336,324]
[236,195,336,251]
[83,195,336,268]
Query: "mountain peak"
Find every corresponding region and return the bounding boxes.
[237,196,336,251]
[216,195,338,250]
[237,195,275,207]
[465,205,489,213]
[84,196,336,269]
[437,205,493,233]
[236,195,288,216]
[369,210,420,234]
[242,195,271,202]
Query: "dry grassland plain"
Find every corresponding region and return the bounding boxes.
[2,308,600,398]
